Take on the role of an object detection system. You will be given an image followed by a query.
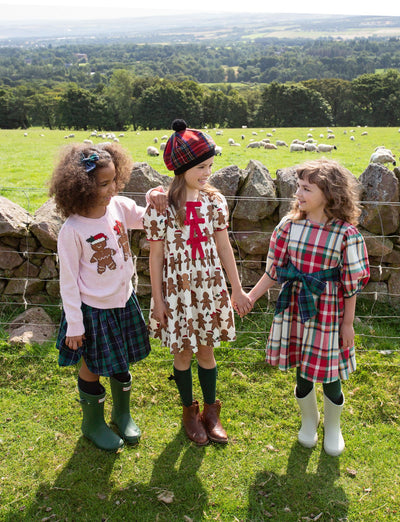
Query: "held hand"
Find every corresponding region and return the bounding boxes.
[148,188,168,214]
[65,334,85,351]
[231,290,253,318]
[340,322,355,349]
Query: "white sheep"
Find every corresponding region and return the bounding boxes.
[361,131,368,136]
[304,143,318,152]
[370,150,396,166]
[83,139,93,144]
[292,139,305,145]
[246,141,261,148]
[160,142,166,151]
[153,137,158,143]
[276,140,288,147]
[215,145,223,155]
[228,138,235,145]
[327,134,335,139]
[230,142,241,147]
[161,135,168,140]
[317,144,337,153]
[263,143,277,150]
[147,146,159,157]
[290,143,305,152]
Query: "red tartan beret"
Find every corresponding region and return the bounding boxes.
[163,119,216,175]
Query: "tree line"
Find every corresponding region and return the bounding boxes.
[1,69,400,130]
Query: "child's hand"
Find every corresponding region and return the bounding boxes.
[231,290,253,318]
[340,322,355,349]
[153,299,170,328]
[148,187,168,214]
[66,334,85,351]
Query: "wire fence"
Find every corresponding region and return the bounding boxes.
[1,188,400,366]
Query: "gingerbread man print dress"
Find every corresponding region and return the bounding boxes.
[143,191,236,353]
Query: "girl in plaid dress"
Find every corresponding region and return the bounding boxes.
[246,158,369,456]
[50,142,166,451]
[144,119,251,445]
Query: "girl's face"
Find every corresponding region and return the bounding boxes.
[295,176,327,223]
[89,162,116,217]
[184,157,214,196]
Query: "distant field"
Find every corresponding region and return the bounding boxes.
[1,126,399,213]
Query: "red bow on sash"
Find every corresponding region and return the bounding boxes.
[184,201,207,259]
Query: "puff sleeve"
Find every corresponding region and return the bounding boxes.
[143,205,167,241]
[340,226,370,297]
[265,217,292,281]
[211,193,229,231]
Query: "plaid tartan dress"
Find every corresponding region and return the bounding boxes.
[266,216,370,383]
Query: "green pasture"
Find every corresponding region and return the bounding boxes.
[1,127,400,521]
[1,126,399,214]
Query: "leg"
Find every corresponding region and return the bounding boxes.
[323,380,345,456]
[110,371,141,444]
[77,358,123,451]
[294,367,320,448]
[197,345,228,444]
[174,350,208,446]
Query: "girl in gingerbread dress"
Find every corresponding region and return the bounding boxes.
[246,158,370,456]
[144,119,251,445]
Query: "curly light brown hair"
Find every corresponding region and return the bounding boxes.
[48,142,133,218]
[287,158,362,225]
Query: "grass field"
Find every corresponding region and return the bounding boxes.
[1,126,399,213]
[1,127,400,521]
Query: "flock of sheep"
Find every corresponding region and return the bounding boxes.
[145,127,397,166]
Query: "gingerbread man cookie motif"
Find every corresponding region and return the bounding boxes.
[113,220,131,261]
[86,233,117,274]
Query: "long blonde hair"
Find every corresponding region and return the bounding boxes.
[168,175,220,226]
[287,158,362,225]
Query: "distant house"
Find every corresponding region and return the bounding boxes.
[74,53,88,63]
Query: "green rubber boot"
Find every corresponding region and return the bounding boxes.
[110,374,141,444]
[78,386,124,451]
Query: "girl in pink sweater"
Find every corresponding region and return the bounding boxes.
[49,142,165,451]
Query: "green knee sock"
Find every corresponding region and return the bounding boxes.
[173,366,193,407]
[323,380,342,404]
[198,364,217,405]
[296,367,314,398]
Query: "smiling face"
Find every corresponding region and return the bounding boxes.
[86,162,117,218]
[295,176,327,223]
[183,157,214,199]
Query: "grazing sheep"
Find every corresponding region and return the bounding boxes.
[228,138,235,145]
[241,134,245,140]
[361,131,368,136]
[292,139,305,145]
[304,143,318,152]
[119,133,125,137]
[350,136,355,141]
[327,134,335,139]
[153,137,158,143]
[263,143,277,150]
[266,132,273,137]
[246,141,261,148]
[252,131,258,136]
[216,131,223,136]
[317,144,337,153]
[83,139,93,144]
[160,142,166,151]
[370,150,396,166]
[147,146,159,157]
[161,135,168,140]
[290,143,306,152]
[261,138,270,144]
[215,145,223,155]
[230,142,241,147]
[276,140,288,147]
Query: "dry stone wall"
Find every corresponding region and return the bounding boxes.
[1,160,400,308]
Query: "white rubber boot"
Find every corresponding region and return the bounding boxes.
[323,393,345,456]
[294,387,320,448]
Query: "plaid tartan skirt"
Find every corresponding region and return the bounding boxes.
[56,292,151,376]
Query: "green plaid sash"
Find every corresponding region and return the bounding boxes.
[275,261,340,323]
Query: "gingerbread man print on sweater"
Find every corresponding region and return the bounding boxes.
[86,233,117,274]
[113,220,131,261]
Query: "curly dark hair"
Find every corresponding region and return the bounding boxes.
[48,142,133,218]
[287,158,362,225]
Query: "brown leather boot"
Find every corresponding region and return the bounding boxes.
[202,399,228,444]
[182,400,209,446]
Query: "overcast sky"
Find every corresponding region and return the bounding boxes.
[1,0,400,20]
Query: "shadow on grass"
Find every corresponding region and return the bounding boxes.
[247,441,349,521]
[6,437,120,521]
